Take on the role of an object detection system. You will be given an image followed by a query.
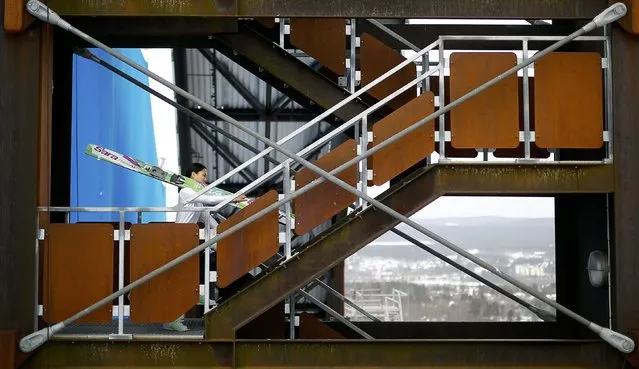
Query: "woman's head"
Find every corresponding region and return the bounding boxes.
[186,163,208,184]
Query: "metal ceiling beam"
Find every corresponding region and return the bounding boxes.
[205,162,613,339]
[47,0,608,19]
[28,339,619,368]
[190,107,317,122]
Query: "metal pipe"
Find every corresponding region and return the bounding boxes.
[390,228,555,322]
[298,290,374,339]
[522,39,531,160]
[34,212,40,331]
[73,47,283,170]
[23,0,632,354]
[117,211,125,335]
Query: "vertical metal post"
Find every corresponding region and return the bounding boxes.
[137,211,142,224]
[360,116,369,209]
[64,212,70,223]
[283,161,294,338]
[604,26,614,162]
[422,54,430,92]
[279,18,285,49]
[117,211,125,335]
[349,18,357,94]
[204,212,211,313]
[283,162,292,259]
[522,39,532,160]
[438,39,446,159]
[34,211,40,331]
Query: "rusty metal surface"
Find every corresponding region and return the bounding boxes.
[48,0,608,19]
[294,140,358,236]
[217,190,279,288]
[0,0,40,335]
[210,23,373,135]
[23,339,620,368]
[299,312,345,339]
[206,164,441,339]
[611,24,639,334]
[3,0,33,32]
[129,223,200,323]
[290,18,346,76]
[0,331,16,368]
[43,224,114,323]
[534,52,604,149]
[47,0,237,16]
[370,92,435,186]
[449,52,519,149]
[615,0,639,34]
[436,163,614,194]
[360,32,416,110]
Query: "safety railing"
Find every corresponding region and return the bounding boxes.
[21,0,634,355]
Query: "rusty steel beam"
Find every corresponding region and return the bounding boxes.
[436,163,614,194]
[611,23,639,335]
[22,340,620,368]
[46,0,607,19]
[205,163,613,338]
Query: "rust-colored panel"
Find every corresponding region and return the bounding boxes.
[129,223,199,323]
[449,52,519,149]
[0,331,15,369]
[293,140,358,236]
[614,0,639,35]
[360,33,416,110]
[534,52,603,149]
[370,92,435,186]
[290,18,345,76]
[217,190,279,288]
[43,224,113,323]
[3,0,33,33]
[299,313,345,339]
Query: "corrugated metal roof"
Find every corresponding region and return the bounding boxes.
[184,48,339,187]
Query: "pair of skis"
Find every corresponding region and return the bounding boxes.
[85,144,254,211]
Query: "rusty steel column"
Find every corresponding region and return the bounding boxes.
[0,0,41,340]
[611,25,639,334]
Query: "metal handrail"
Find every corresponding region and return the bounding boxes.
[22,0,632,354]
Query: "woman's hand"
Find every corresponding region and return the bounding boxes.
[234,194,247,202]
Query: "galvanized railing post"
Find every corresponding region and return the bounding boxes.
[116,211,126,337]
[283,161,295,338]
[438,39,447,160]
[522,39,532,160]
[360,116,369,209]
[204,211,211,313]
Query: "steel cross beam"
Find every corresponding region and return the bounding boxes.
[21,0,634,355]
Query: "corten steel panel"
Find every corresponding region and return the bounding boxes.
[299,312,345,339]
[49,0,609,19]
[43,224,114,323]
[449,52,520,149]
[27,340,620,368]
[614,0,639,34]
[3,0,33,33]
[293,139,358,236]
[217,190,279,288]
[129,223,199,323]
[534,52,604,149]
[290,18,346,76]
[360,33,417,110]
[370,92,435,186]
[612,26,639,334]
[0,331,15,368]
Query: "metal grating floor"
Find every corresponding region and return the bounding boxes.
[54,318,205,338]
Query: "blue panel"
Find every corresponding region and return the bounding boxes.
[70,48,166,223]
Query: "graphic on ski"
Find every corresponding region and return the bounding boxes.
[85,144,254,210]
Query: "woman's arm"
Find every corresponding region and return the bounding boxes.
[180,187,242,206]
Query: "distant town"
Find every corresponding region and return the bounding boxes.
[344,217,556,322]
